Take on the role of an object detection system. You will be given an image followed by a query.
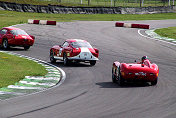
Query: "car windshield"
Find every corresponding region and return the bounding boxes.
[11,29,28,35]
[71,41,92,48]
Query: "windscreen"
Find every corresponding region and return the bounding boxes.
[71,41,92,48]
[11,29,28,35]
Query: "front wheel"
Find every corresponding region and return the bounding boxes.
[90,60,96,66]
[24,46,30,50]
[118,70,124,86]
[2,39,9,49]
[63,53,69,66]
[151,78,158,86]
[50,50,56,63]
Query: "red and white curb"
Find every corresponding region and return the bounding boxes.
[138,29,176,46]
[0,51,66,100]
[28,19,57,25]
[115,22,150,29]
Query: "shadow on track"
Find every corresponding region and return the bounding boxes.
[0,47,25,51]
[96,82,150,88]
[49,61,94,68]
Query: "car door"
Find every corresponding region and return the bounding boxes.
[0,29,7,44]
[60,41,72,57]
[6,30,14,44]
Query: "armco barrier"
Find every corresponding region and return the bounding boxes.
[28,19,56,25]
[115,22,149,29]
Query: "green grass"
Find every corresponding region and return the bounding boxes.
[0,10,176,28]
[155,27,176,39]
[0,52,47,88]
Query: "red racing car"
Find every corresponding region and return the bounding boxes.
[0,27,35,50]
[50,39,99,66]
[112,56,159,86]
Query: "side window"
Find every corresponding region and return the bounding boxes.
[7,30,12,34]
[62,42,69,48]
[10,30,15,35]
[0,29,7,34]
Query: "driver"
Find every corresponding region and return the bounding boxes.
[141,56,148,64]
[137,56,149,64]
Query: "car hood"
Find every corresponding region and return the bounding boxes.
[16,35,32,39]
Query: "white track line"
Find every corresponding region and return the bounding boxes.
[25,76,60,81]
[138,29,176,46]
[19,81,55,86]
[8,85,44,90]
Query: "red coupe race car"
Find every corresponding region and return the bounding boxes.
[50,39,99,66]
[0,27,35,50]
[112,56,159,86]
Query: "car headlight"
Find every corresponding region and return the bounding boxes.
[121,72,125,76]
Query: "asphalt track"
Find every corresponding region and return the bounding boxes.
[0,20,176,118]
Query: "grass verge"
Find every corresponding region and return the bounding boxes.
[0,52,47,88]
[0,10,176,28]
[155,27,176,39]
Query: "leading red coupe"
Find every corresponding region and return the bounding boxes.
[0,27,35,50]
[50,39,99,66]
[112,56,159,86]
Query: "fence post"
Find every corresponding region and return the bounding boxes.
[88,0,90,5]
[169,0,171,5]
[58,0,61,3]
[140,0,142,7]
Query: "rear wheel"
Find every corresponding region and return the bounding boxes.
[112,68,117,83]
[50,50,56,63]
[151,78,158,86]
[2,39,9,49]
[24,46,30,50]
[90,60,96,66]
[63,53,69,66]
[118,69,124,86]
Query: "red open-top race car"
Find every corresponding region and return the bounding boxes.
[50,39,99,66]
[112,56,159,86]
[0,27,35,50]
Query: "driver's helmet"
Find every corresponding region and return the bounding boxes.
[141,56,148,62]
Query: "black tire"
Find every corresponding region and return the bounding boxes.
[151,78,158,86]
[63,53,69,66]
[118,69,124,86]
[90,60,96,66]
[112,68,117,83]
[2,39,9,49]
[50,50,56,63]
[24,46,30,50]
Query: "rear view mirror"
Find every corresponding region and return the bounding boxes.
[29,35,35,40]
[94,48,99,53]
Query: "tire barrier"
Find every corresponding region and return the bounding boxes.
[115,22,150,29]
[28,19,56,25]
